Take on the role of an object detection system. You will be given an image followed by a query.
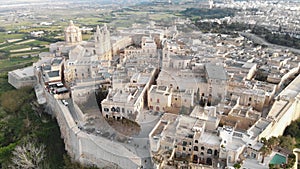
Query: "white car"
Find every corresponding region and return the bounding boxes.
[61,99,68,106]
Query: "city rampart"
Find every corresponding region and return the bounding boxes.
[45,90,142,169]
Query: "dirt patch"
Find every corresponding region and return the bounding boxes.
[220,115,256,130]
[106,118,141,137]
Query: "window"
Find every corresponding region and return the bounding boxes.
[183,147,186,151]
[104,108,109,112]
[207,149,212,154]
[249,97,252,101]
[201,146,204,150]
[195,140,198,144]
[150,98,152,102]
[157,99,160,103]
[193,146,198,151]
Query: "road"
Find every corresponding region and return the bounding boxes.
[63,98,79,123]
[239,32,300,54]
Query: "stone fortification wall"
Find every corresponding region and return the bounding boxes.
[44,91,141,169]
[259,73,300,140]
[259,100,300,140]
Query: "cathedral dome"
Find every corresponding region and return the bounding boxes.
[64,20,81,33]
[64,20,82,44]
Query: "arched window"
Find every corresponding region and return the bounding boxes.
[193,146,198,151]
[195,140,198,144]
[207,149,212,154]
[201,146,205,150]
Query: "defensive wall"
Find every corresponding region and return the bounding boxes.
[44,91,142,169]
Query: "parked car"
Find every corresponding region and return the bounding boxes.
[61,99,68,106]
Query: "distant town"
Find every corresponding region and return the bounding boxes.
[2,0,300,169]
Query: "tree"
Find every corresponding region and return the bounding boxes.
[260,145,271,164]
[260,137,267,144]
[267,136,279,150]
[284,120,300,138]
[10,140,46,169]
[278,135,296,151]
[0,86,33,117]
[233,163,241,169]
[286,154,296,168]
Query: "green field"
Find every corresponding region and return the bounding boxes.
[0,33,25,43]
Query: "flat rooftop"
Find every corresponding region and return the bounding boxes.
[47,70,60,77]
[9,66,35,78]
[199,132,221,146]
[205,63,227,80]
[52,58,63,66]
[267,100,289,119]
[248,118,271,139]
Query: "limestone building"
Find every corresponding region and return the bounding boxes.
[94,24,112,61]
[64,20,82,44]
[101,67,158,121]
[205,63,228,104]
[8,66,36,89]
[148,85,172,112]
[124,36,157,58]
